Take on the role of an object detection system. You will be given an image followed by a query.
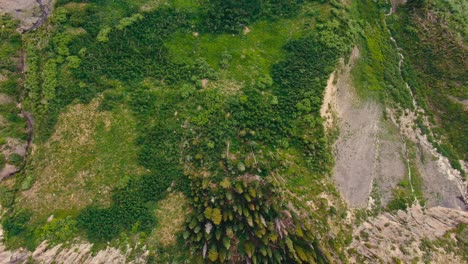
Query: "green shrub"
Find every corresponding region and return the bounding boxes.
[34,216,79,246]
[202,0,263,33]
[2,209,32,239]
[8,153,24,167]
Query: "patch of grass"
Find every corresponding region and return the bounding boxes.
[18,98,144,218]
[144,192,191,262]
[34,216,79,246]
[150,192,188,247]
[166,17,306,84]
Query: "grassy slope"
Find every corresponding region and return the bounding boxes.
[18,98,144,217]
[166,15,309,83]
[4,0,463,262]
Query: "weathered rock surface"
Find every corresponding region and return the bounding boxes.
[325,46,466,210]
[324,47,406,208]
[0,0,52,31]
[0,227,148,264]
[351,205,468,263]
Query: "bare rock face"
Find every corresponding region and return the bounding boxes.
[324,47,406,208]
[350,205,468,263]
[0,224,148,264]
[0,0,52,31]
[325,46,466,210]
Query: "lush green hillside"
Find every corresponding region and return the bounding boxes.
[0,0,465,262]
[0,0,358,262]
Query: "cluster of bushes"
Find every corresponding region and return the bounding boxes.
[229,86,287,145]
[3,210,82,249]
[2,210,32,239]
[271,28,349,172]
[77,189,154,242]
[75,8,190,83]
[1,209,37,249]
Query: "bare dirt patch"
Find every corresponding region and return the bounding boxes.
[0,164,17,179]
[320,71,336,130]
[389,109,467,209]
[205,78,244,95]
[150,192,189,247]
[0,0,39,27]
[0,137,27,180]
[327,46,465,210]
[0,93,14,105]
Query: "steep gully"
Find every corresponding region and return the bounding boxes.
[384,3,467,207]
[385,5,417,202]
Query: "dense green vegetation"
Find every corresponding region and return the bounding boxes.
[0,0,357,262]
[350,0,413,109]
[186,175,332,263]
[388,0,467,168]
[1,0,464,262]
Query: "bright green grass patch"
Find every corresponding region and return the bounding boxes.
[140,0,200,12]
[168,0,200,10]
[166,18,307,83]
